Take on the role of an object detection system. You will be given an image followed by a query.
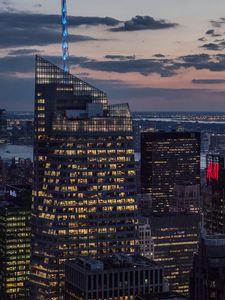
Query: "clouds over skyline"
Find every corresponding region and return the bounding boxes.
[1,3,225,111]
[110,15,177,32]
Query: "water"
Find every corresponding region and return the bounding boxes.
[0,144,33,161]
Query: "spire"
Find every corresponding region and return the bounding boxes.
[62,0,69,72]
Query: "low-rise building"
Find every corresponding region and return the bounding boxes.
[65,255,166,300]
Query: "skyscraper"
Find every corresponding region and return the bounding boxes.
[30,56,138,299]
[141,131,200,213]
[148,213,200,295]
[0,186,31,300]
[203,153,225,234]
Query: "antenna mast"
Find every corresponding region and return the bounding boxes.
[61,0,69,72]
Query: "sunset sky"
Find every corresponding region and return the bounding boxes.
[1,0,225,111]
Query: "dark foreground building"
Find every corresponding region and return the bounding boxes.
[190,235,225,300]
[65,255,165,300]
[141,131,200,213]
[136,292,187,300]
[30,56,138,299]
[0,186,31,299]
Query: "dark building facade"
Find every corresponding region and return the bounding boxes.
[136,292,187,300]
[141,131,200,213]
[0,109,8,143]
[65,255,165,300]
[0,186,31,299]
[149,213,200,295]
[190,235,225,300]
[30,56,138,299]
[203,153,225,235]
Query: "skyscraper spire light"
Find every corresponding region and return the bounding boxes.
[62,0,69,72]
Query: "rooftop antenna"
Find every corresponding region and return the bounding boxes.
[61,0,69,72]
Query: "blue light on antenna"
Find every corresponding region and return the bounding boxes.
[62,0,69,72]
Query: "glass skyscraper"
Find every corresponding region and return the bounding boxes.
[0,187,31,300]
[30,56,138,299]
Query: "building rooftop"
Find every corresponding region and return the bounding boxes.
[68,255,158,272]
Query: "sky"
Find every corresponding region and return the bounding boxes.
[1,0,225,111]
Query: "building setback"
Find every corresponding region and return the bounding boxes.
[141,131,200,213]
[30,56,138,299]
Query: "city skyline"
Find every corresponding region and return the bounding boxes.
[1,0,225,111]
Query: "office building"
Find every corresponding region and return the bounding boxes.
[173,184,201,213]
[0,186,31,299]
[65,255,165,300]
[190,235,225,300]
[138,218,154,260]
[203,153,225,234]
[141,131,200,213]
[149,213,200,295]
[30,56,138,299]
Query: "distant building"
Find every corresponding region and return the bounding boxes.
[141,131,200,213]
[203,153,225,234]
[0,186,31,299]
[0,109,8,143]
[138,218,154,260]
[0,158,6,185]
[209,134,225,152]
[65,255,166,300]
[149,213,201,295]
[190,234,225,300]
[173,184,201,213]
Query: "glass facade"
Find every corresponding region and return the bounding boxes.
[31,56,138,299]
[0,199,31,299]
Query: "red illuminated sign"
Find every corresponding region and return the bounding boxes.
[207,162,219,181]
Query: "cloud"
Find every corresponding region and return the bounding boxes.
[192,79,225,84]
[1,54,225,112]
[201,43,222,51]
[80,57,176,77]
[4,51,225,83]
[105,55,136,60]
[153,54,166,58]
[178,53,225,72]
[198,37,207,42]
[0,54,90,76]
[206,29,222,37]
[8,49,41,56]
[33,4,42,8]
[211,18,225,28]
[0,12,118,48]
[110,15,177,32]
